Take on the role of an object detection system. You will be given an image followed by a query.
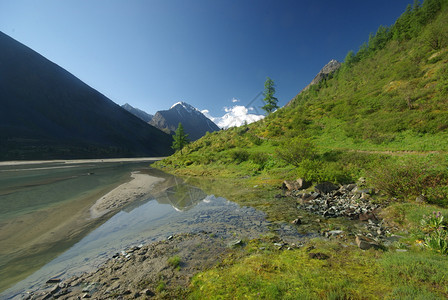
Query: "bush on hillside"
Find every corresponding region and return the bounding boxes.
[369,157,448,205]
[275,136,317,167]
[295,159,353,184]
[249,152,269,170]
[230,149,250,163]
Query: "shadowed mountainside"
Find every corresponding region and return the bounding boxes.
[0,32,173,160]
[121,103,153,123]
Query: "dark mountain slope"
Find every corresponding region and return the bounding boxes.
[149,102,220,141]
[122,103,153,122]
[0,32,173,160]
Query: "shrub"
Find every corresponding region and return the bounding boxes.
[249,152,269,170]
[296,159,352,184]
[229,149,249,163]
[248,134,263,146]
[275,136,317,167]
[369,157,448,203]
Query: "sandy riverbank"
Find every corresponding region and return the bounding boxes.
[0,157,165,167]
[89,172,165,218]
[0,167,166,293]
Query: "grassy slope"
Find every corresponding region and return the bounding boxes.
[156,1,448,195]
[155,2,448,298]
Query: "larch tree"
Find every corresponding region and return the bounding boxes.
[262,77,279,115]
[172,122,189,153]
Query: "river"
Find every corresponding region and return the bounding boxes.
[0,159,289,299]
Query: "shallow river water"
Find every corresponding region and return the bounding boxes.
[0,160,291,299]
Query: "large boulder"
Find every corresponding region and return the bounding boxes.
[355,235,382,250]
[282,178,312,191]
[314,182,339,194]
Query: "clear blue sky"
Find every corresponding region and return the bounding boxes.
[1,0,412,117]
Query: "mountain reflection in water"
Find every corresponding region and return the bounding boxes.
[156,183,207,211]
[3,179,271,299]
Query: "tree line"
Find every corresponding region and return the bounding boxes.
[344,0,446,67]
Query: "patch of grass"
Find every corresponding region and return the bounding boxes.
[188,238,448,299]
[167,255,182,269]
[381,250,448,298]
[189,240,390,299]
[156,279,166,293]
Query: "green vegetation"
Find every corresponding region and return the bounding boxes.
[167,255,182,269]
[171,122,189,153]
[262,77,279,115]
[189,238,448,299]
[420,211,448,253]
[154,1,448,298]
[156,0,448,204]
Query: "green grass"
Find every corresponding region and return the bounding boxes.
[155,3,448,299]
[167,255,182,269]
[188,238,448,299]
[381,250,448,298]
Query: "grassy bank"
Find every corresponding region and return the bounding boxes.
[152,2,448,298]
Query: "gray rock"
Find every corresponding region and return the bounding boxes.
[227,240,243,248]
[45,278,61,284]
[283,180,300,191]
[291,218,302,225]
[308,252,330,260]
[296,178,312,189]
[416,194,427,203]
[285,60,341,106]
[315,182,339,194]
[355,235,381,250]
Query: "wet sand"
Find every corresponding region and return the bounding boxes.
[90,172,165,218]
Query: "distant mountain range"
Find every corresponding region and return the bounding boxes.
[121,103,153,123]
[149,102,220,141]
[0,31,173,160]
[124,102,220,141]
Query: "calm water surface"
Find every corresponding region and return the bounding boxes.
[0,161,155,293]
[0,161,285,299]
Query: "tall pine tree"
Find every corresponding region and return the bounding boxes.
[262,77,279,115]
[172,123,189,153]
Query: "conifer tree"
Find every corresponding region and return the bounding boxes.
[172,123,189,153]
[262,77,279,115]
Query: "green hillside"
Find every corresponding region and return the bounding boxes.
[157,0,448,206]
[158,1,448,298]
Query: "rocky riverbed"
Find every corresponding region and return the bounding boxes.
[283,179,403,250]
[20,233,228,300]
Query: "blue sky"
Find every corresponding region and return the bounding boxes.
[1,0,412,118]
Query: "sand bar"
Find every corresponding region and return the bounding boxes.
[89,172,165,218]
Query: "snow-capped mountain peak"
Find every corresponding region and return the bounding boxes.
[149,101,220,140]
[170,101,198,114]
